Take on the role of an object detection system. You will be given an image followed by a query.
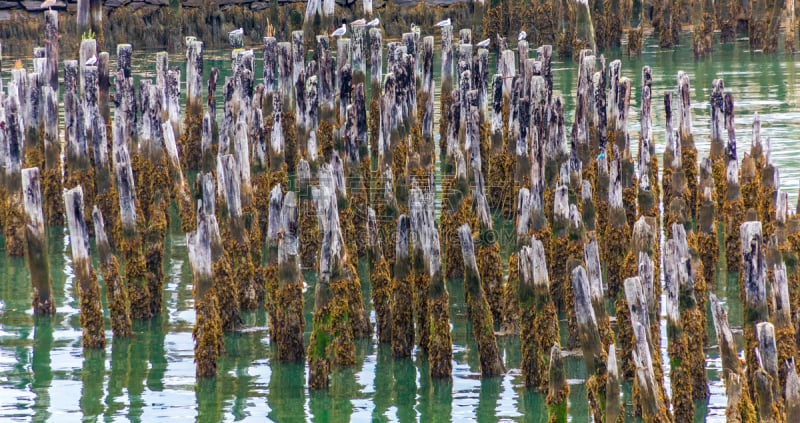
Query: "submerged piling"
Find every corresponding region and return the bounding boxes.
[22,168,55,316]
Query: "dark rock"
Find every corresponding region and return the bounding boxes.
[0,2,20,10]
[105,0,131,7]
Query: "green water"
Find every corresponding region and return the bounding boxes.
[2,33,800,421]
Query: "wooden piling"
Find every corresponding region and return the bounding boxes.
[519,240,559,390]
[22,168,55,316]
[742,221,769,407]
[41,86,63,226]
[112,114,150,320]
[546,343,568,422]
[275,192,305,362]
[572,264,608,422]
[391,214,414,358]
[181,39,204,170]
[92,206,131,338]
[368,207,392,345]
[64,186,105,349]
[2,84,25,257]
[187,199,223,378]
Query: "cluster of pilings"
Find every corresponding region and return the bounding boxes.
[7,8,800,421]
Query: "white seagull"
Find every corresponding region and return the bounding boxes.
[476,38,490,48]
[366,18,380,27]
[434,18,451,28]
[518,31,527,41]
[332,24,347,38]
[351,18,366,26]
[230,27,244,37]
[85,55,97,66]
[40,0,57,11]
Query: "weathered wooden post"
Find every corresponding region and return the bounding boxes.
[519,240,559,390]
[754,322,782,420]
[2,84,25,257]
[44,11,58,92]
[572,264,608,422]
[275,192,305,362]
[391,214,414,358]
[308,187,356,389]
[770,261,797,394]
[741,221,768,403]
[409,186,432,354]
[22,168,54,315]
[181,38,204,170]
[710,294,758,420]
[92,206,131,338]
[64,186,105,349]
[677,72,698,220]
[367,207,392,344]
[41,86,63,226]
[546,343,568,422]
[187,200,223,378]
[584,235,616,351]
[424,208,452,379]
[459,224,505,377]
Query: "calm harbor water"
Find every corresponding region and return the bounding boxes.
[1,33,799,422]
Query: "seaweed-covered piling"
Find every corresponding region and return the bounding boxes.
[519,240,559,390]
[391,215,414,359]
[572,265,608,422]
[678,72,698,221]
[187,201,223,378]
[308,187,355,389]
[625,276,671,422]
[22,168,55,316]
[725,93,744,273]
[741,221,769,407]
[92,206,131,338]
[425,212,452,379]
[42,86,63,226]
[265,185,284,338]
[770,261,796,398]
[368,207,392,344]
[755,322,783,420]
[710,294,757,421]
[459,224,505,377]
[181,38,204,170]
[112,114,150,320]
[64,186,105,349]
[410,186,432,355]
[275,192,305,362]
[546,343,568,422]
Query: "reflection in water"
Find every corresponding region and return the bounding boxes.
[476,376,501,423]
[267,360,305,423]
[106,338,131,419]
[196,378,222,423]
[32,318,53,423]
[128,323,151,423]
[371,345,394,422]
[147,315,168,392]
[81,348,105,421]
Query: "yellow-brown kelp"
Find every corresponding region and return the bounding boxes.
[519,239,559,390]
[162,122,194,233]
[425,214,453,380]
[459,224,505,377]
[1,80,24,256]
[759,140,778,238]
[21,168,55,315]
[605,149,630,299]
[710,294,758,422]
[308,187,355,389]
[275,192,305,362]
[677,226,710,401]
[187,201,223,378]
[64,186,105,349]
[502,188,534,335]
[572,265,608,422]
[546,344,568,423]
[92,206,132,338]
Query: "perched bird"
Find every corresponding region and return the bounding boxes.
[40,0,57,11]
[518,31,527,42]
[366,18,380,27]
[351,18,366,26]
[85,55,97,66]
[230,27,244,37]
[434,18,451,28]
[476,38,490,48]
[332,24,347,38]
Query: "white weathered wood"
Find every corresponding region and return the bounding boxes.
[741,221,767,319]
